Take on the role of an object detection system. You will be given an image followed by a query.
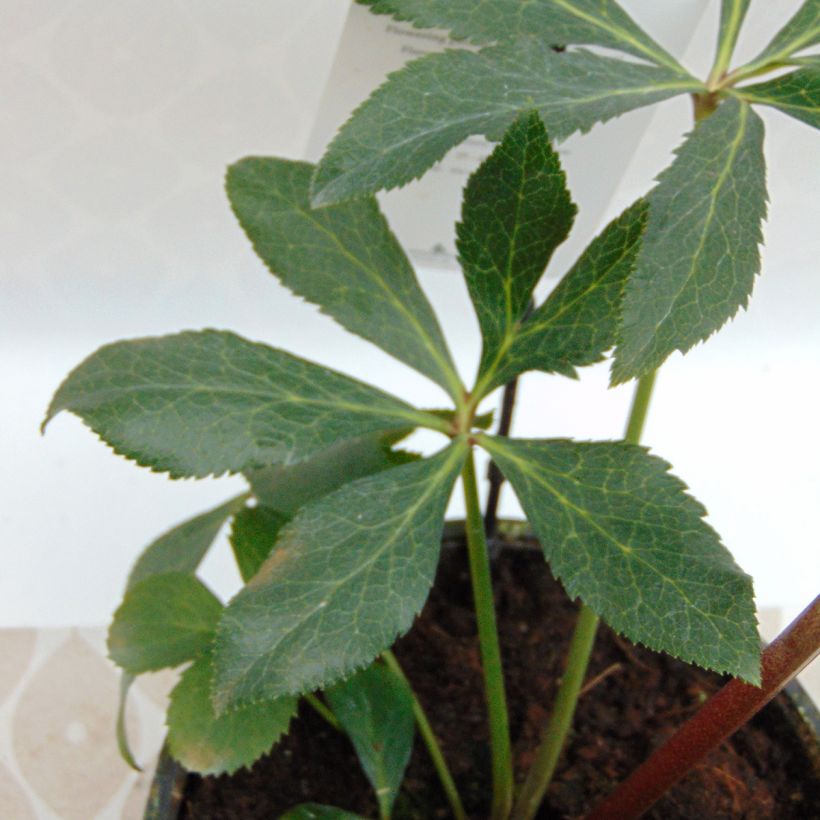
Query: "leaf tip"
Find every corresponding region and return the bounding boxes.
[608,355,633,387]
[39,407,55,435]
[737,658,763,689]
[116,673,143,772]
[42,377,71,434]
[307,185,331,209]
[308,163,343,208]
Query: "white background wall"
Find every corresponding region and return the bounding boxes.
[2,1,818,632]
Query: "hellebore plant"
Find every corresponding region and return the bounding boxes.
[47,2,819,818]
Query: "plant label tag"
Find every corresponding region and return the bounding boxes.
[307,1,710,274]
[306,2,489,270]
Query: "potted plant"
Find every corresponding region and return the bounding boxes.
[46,1,819,817]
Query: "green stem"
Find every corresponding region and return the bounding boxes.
[707,0,747,88]
[382,650,467,820]
[511,371,658,820]
[462,448,514,820]
[624,370,657,445]
[729,45,811,86]
[510,606,599,820]
[304,692,341,731]
[717,55,800,91]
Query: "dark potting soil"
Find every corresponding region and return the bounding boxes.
[181,533,820,819]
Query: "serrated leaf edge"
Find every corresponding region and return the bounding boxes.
[211,441,467,712]
[107,572,223,675]
[611,99,768,384]
[43,330,445,479]
[478,434,761,685]
[165,653,299,777]
[226,158,462,400]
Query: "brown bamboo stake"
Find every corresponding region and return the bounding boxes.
[586,594,820,820]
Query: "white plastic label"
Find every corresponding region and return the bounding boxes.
[307,1,710,271]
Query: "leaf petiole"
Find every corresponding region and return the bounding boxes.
[510,605,599,820]
[304,693,341,731]
[714,60,790,90]
[623,370,658,446]
[382,651,467,820]
[462,448,514,819]
[708,0,753,88]
[511,370,658,818]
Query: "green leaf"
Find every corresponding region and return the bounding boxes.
[127,494,248,591]
[479,199,648,395]
[733,68,820,130]
[166,652,297,776]
[227,158,460,398]
[457,111,576,382]
[118,498,250,771]
[479,435,761,683]
[212,442,466,709]
[357,0,686,72]
[326,663,415,817]
[280,806,366,820]
[236,433,420,582]
[245,431,418,516]
[116,673,141,772]
[311,40,702,205]
[612,99,767,384]
[229,506,289,583]
[713,0,752,77]
[45,330,441,478]
[108,573,223,674]
[742,0,820,74]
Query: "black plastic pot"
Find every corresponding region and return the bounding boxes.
[143,522,820,819]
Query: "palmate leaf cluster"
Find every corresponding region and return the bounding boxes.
[319,0,818,381]
[45,0,818,796]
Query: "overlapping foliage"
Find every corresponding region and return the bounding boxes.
[47,1,818,814]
